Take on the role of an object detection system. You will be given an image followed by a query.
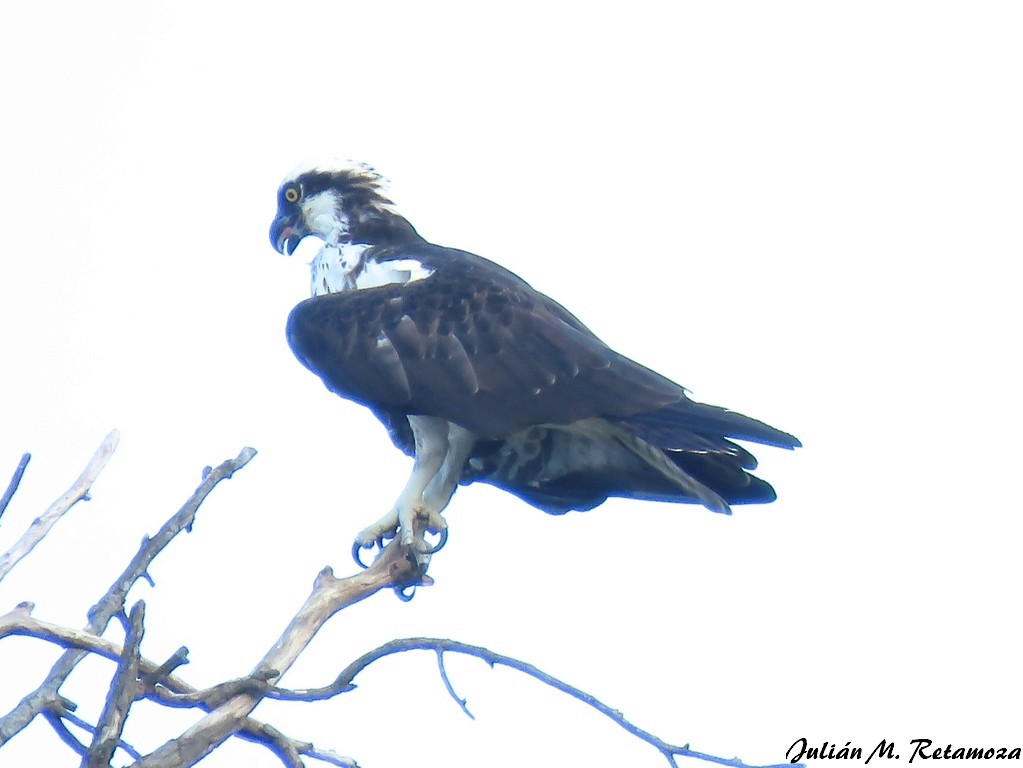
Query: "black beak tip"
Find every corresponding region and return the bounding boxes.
[269,217,300,255]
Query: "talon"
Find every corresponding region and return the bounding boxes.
[394,584,416,601]
[421,526,448,555]
[352,540,374,569]
[352,504,447,569]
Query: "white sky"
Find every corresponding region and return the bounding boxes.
[1,3,1021,767]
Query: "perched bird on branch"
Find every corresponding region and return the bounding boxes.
[269,162,800,567]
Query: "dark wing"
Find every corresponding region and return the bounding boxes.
[287,241,801,455]
[288,243,688,438]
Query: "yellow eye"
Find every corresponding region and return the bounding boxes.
[284,186,300,204]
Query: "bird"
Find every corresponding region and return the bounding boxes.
[269,161,800,568]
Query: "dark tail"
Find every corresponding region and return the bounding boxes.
[620,398,801,454]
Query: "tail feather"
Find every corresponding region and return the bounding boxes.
[621,398,801,452]
[670,450,778,505]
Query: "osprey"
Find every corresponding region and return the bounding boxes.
[270,162,800,566]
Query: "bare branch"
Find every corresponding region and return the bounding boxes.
[0,445,257,746]
[0,603,125,663]
[274,638,796,768]
[132,532,428,768]
[0,452,30,524]
[0,431,119,583]
[84,600,146,767]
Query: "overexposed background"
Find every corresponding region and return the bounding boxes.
[2,3,1020,766]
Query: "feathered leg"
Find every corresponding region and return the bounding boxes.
[353,416,474,566]
[423,423,476,512]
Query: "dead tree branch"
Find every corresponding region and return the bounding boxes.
[0,452,31,524]
[132,532,427,768]
[0,444,257,745]
[0,431,119,582]
[1,441,363,767]
[0,603,357,767]
[0,603,132,664]
[1,439,790,768]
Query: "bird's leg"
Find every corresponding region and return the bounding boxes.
[422,423,477,513]
[354,416,450,561]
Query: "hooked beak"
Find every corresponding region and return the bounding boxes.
[270,213,306,256]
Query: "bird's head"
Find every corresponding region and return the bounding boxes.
[270,161,418,255]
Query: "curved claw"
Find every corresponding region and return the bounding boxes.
[352,540,373,569]
[421,526,449,555]
[394,584,416,601]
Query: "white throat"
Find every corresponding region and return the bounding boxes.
[303,191,350,245]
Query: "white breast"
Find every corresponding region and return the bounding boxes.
[310,245,435,297]
[310,244,369,296]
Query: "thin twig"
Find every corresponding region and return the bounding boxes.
[436,649,473,720]
[0,445,257,746]
[273,638,797,768]
[0,452,30,524]
[42,708,90,759]
[84,600,146,767]
[0,431,118,582]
